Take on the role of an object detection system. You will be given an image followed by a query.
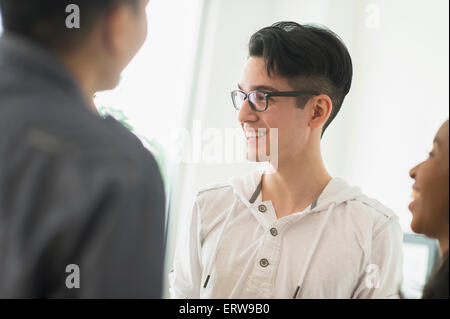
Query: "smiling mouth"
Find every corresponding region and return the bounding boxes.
[245,131,267,139]
[411,189,420,201]
[408,189,421,212]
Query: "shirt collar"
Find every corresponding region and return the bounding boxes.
[247,169,325,211]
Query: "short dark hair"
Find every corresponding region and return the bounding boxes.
[0,0,138,51]
[249,21,353,135]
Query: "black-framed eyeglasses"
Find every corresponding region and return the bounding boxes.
[231,89,320,112]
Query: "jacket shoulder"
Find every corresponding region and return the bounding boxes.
[194,182,236,216]
[346,196,400,238]
[197,181,233,197]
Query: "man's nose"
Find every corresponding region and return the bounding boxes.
[238,98,258,123]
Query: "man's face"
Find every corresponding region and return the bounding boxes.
[118,0,149,68]
[237,57,311,165]
[409,120,449,238]
[101,0,149,89]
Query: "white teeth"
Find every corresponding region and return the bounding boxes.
[412,190,420,200]
[246,131,267,138]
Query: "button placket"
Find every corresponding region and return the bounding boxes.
[246,240,281,296]
[258,204,267,213]
[243,202,283,297]
[259,258,270,268]
[270,227,278,237]
[254,201,278,228]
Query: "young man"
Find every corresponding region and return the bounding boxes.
[170,22,403,298]
[0,0,165,298]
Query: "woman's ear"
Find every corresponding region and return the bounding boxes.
[309,94,333,130]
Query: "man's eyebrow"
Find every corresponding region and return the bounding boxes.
[237,84,279,92]
[254,85,279,92]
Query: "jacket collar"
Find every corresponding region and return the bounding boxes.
[0,32,85,106]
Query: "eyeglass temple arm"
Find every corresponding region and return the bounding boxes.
[266,90,320,97]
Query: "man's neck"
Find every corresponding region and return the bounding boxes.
[261,144,331,219]
[59,52,99,114]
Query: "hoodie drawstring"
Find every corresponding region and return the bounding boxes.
[203,195,239,289]
[293,202,336,299]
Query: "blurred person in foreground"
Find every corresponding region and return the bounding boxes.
[409,120,449,299]
[0,0,166,298]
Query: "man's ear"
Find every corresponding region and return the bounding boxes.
[101,3,134,56]
[308,94,333,130]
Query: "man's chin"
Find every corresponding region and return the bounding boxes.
[246,151,269,162]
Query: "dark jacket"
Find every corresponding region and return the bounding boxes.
[0,34,166,298]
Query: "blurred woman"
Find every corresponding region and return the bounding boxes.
[409,120,449,299]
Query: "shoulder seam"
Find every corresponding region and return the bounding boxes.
[197,183,232,195]
[356,198,393,219]
[373,215,399,239]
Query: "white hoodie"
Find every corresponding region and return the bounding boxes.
[169,169,403,298]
